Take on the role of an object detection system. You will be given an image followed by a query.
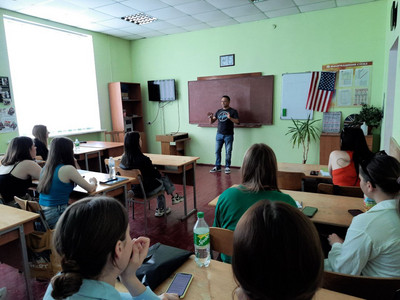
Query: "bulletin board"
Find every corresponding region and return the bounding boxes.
[281,72,313,120]
[188,74,274,126]
[0,76,18,133]
[322,61,372,107]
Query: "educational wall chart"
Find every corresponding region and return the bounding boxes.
[0,76,18,133]
[322,61,372,107]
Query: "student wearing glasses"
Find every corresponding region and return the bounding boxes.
[325,152,400,277]
[328,127,373,186]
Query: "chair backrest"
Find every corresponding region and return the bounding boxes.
[115,166,141,185]
[277,171,306,191]
[209,227,234,257]
[317,183,364,198]
[14,196,50,231]
[323,271,400,300]
[105,131,125,142]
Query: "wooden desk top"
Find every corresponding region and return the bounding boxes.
[74,146,105,155]
[73,170,135,194]
[278,162,330,179]
[116,256,363,300]
[80,141,124,149]
[145,153,200,167]
[208,188,364,228]
[0,205,39,233]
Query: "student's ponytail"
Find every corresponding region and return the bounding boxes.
[51,259,83,299]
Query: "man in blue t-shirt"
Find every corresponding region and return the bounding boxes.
[207,95,239,174]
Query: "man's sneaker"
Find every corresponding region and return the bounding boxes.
[155,207,171,217]
[172,194,184,205]
[225,167,231,174]
[210,167,221,173]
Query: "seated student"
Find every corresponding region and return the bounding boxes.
[325,153,400,277]
[232,200,323,300]
[213,143,297,262]
[120,131,183,217]
[328,127,373,186]
[32,124,49,160]
[43,196,179,300]
[0,136,41,205]
[38,137,97,229]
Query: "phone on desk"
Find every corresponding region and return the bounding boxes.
[310,170,319,176]
[166,273,193,298]
[302,206,318,218]
[348,209,363,217]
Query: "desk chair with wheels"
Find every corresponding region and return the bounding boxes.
[105,130,125,142]
[323,271,400,300]
[209,227,234,261]
[317,183,364,198]
[277,171,306,191]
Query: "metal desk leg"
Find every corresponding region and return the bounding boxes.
[97,151,102,173]
[192,162,197,211]
[84,153,89,170]
[19,225,34,300]
[180,163,197,221]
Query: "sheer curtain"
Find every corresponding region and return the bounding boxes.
[3,16,101,136]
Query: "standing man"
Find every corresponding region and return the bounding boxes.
[207,95,239,174]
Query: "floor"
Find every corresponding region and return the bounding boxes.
[0,164,241,300]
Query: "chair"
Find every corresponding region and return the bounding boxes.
[277,171,306,191]
[317,183,364,198]
[323,271,400,300]
[14,196,50,231]
[105,158,164,234]
[209,227,234,259]
[104,130,125,142]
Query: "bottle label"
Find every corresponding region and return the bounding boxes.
[194,232,209,246]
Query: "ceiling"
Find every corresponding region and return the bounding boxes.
[1,0,378,40]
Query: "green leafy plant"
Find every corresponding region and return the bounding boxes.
[285,115,320,164]
[354,104,383,128]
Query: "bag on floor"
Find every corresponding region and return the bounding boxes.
[136,243,192,290]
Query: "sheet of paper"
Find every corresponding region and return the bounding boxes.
[337,89,352,106]
[338,69,353,87]
[355,68,370,87]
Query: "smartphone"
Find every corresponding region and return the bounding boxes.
[166,273,193,298]
[302,206,318,218]
[348,209,363,217]
[310,170,319,176]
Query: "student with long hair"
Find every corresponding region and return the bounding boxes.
[325,153,400,277]
[38,137,97,228]
[43,196,178,300]
[0,136,41,204]
[213,143,297,262]
[328,127,373,186]
[120,132,183,217]
[232,200,324,300]
[32,124,49,160]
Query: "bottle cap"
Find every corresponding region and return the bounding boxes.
[197,212,204,218]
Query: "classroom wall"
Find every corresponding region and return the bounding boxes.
[383,0,400,149]
[130,1,387,166]
[0,8,133,153]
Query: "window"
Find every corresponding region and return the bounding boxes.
[3,16,101,136]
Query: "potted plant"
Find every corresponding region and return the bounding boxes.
[354,104,383,134]
[285,115,320,164]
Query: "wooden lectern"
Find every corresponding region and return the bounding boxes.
[156,133,191,156]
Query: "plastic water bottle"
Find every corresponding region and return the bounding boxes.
[193,212,211,267]
[108,157,116,179]
[74,138,80,150]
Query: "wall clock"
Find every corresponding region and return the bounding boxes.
[220,54,235,67]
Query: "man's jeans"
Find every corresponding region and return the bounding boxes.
[215,133,233,168]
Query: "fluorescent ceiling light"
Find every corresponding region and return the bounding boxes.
[121,13,157,25]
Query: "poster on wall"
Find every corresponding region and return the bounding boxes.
[0,76,18,133]
[322,61,372,107]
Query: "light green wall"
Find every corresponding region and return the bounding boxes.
[0,8,132,153]
[130,1,387,166]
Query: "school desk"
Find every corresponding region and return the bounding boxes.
[116,255,363,300]
[278,162,330,179]
[0,205,39,300]
[208,188,365,228]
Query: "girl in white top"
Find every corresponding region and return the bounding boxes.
[325,152,400,277]
[0,136,41,204]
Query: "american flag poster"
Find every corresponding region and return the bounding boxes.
[305,71,336,112]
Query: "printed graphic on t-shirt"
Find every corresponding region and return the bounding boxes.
[218,111,229,122]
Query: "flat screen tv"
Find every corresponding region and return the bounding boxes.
[148,79,176,101]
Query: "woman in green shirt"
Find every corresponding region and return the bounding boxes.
[213,143,297,231]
